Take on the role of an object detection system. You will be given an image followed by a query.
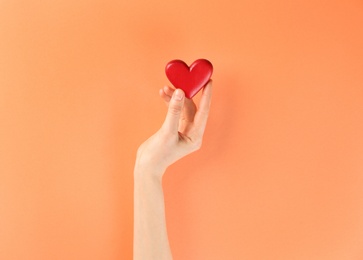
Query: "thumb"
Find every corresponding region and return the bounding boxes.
[162,89,185,133]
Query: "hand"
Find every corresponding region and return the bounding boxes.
[135,80,213,178]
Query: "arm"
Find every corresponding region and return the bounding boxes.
[133,80,213,260]
[133,167,171,260]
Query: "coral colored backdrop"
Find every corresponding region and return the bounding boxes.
[1,0,363,259]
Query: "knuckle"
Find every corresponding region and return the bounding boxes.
[168,105,181,116]
[198,109,210,118]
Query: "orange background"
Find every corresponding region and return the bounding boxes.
[1,0,363,259]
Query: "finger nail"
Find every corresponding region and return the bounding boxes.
[174,89,184,100]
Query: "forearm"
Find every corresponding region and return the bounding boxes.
[133,167,172,260]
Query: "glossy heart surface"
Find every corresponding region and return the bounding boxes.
[165,59,213,99]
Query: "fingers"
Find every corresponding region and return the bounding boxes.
[193,80,213,135]
[184,99,197,122]
[163,86,175,97]
[159,89,170,106]
[159,86,173,105]
[161,89,185,134]
[160,85,197,122]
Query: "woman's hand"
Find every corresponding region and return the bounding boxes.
[133,80,212,260]
[135,80,213,178]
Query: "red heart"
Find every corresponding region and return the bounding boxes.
[165,59,213,99]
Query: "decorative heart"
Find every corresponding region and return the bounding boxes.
[165,59,213,99]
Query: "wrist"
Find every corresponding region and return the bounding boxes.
[134,161,166,182]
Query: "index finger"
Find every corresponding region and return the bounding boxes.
[193,80,213,135]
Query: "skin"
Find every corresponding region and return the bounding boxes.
[133,80,213,260]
